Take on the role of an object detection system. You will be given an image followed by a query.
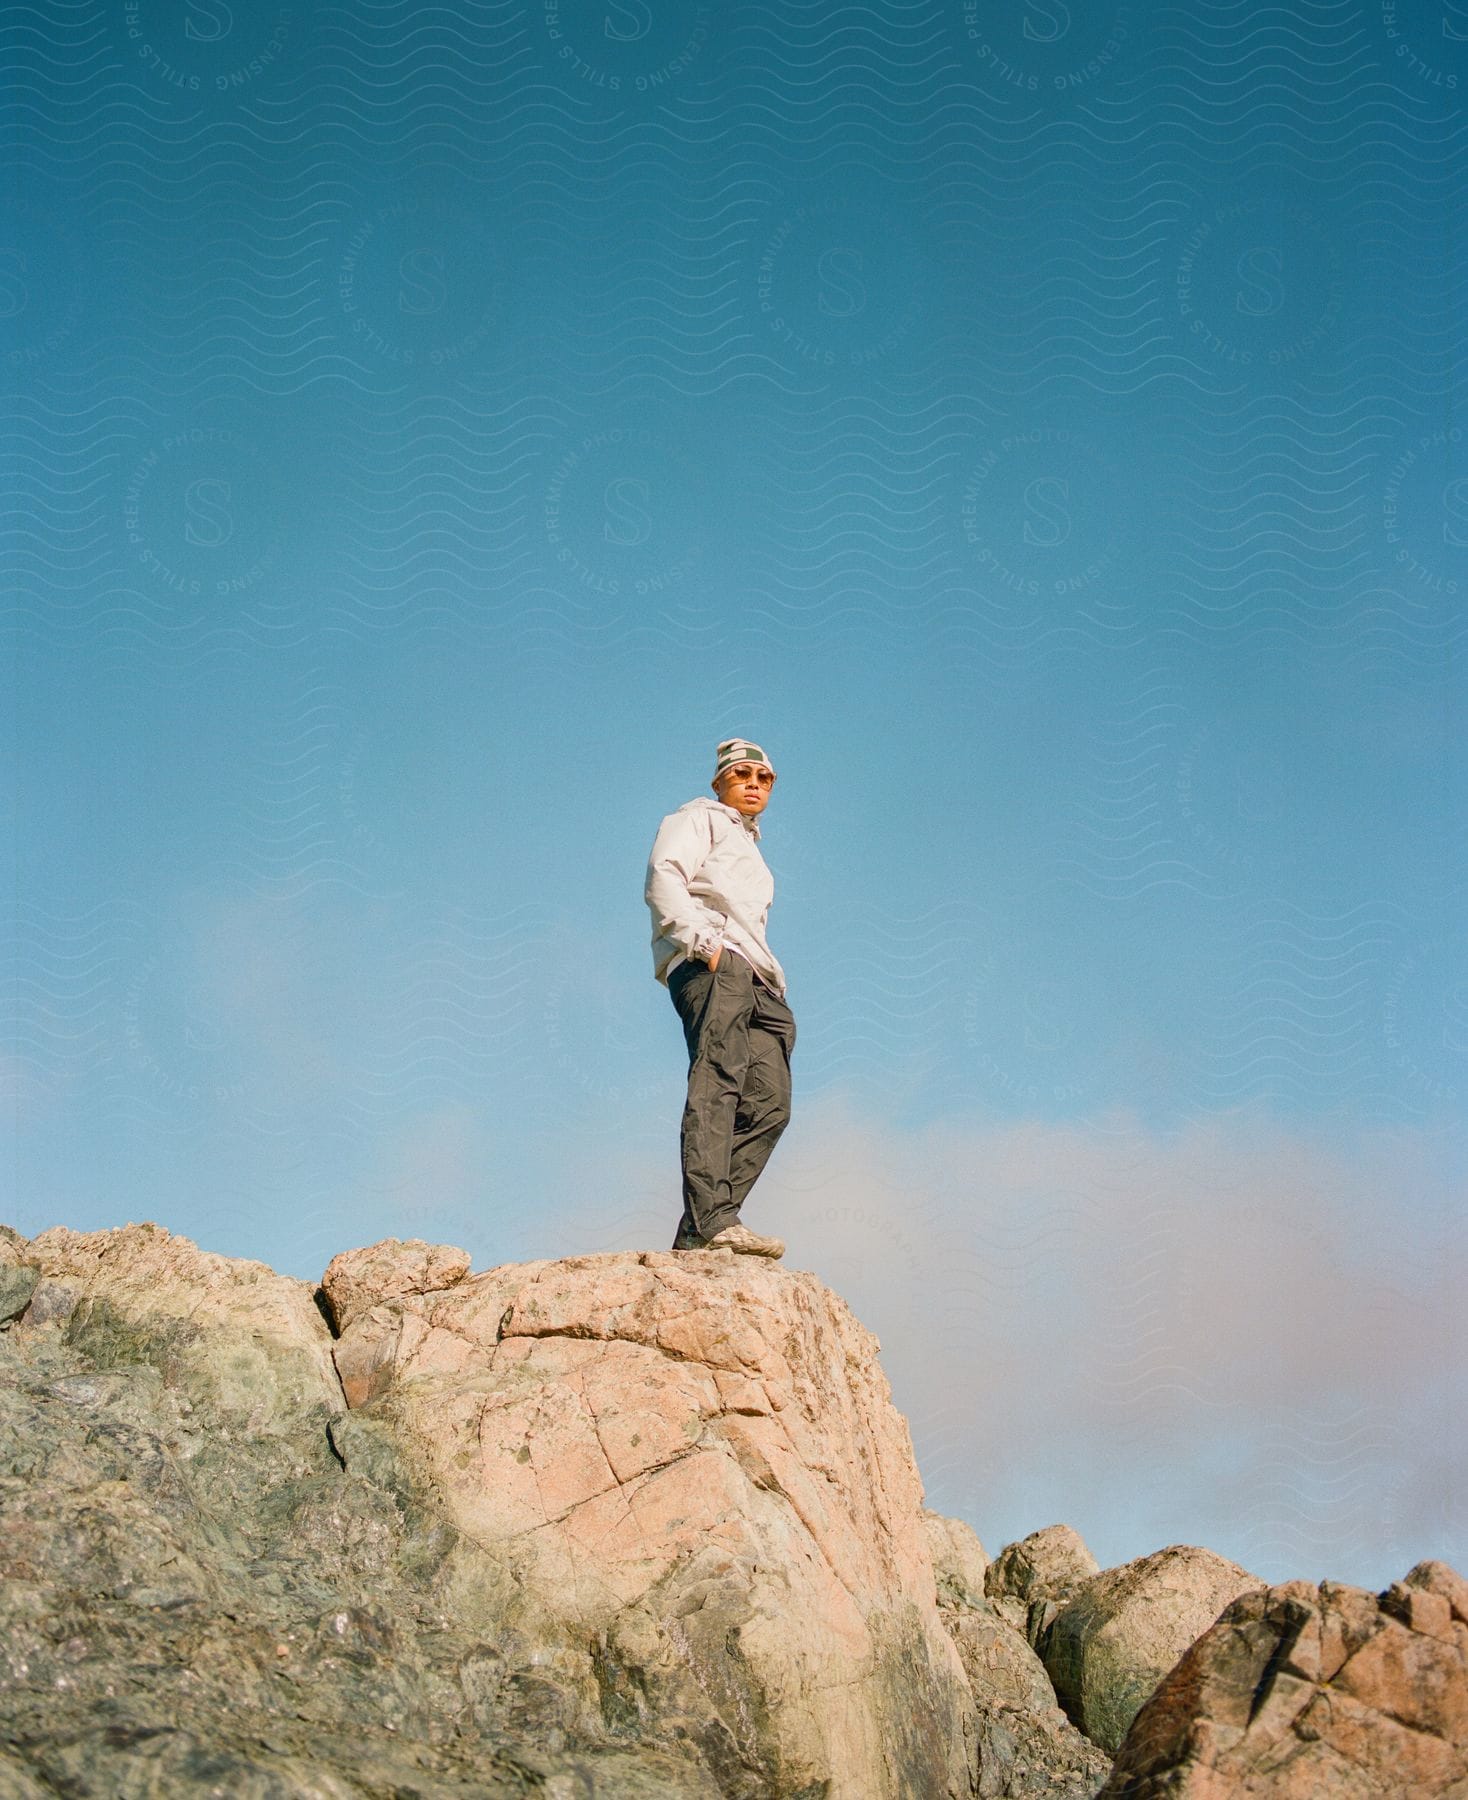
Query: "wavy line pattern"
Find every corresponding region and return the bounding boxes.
[4,0,1462,1588]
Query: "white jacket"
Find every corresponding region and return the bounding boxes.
[645,797,787,996]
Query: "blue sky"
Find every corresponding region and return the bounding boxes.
[5,1,1465,1592]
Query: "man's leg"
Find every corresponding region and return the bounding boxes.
[668,956,756,1246]
[728,981,795,1212]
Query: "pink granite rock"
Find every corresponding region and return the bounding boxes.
[332,1248,974,1798]
[318,1237,471,1334]
[1101,1562,1468,1795]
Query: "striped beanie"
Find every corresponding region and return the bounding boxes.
[714,738,776,781]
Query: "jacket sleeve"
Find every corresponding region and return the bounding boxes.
[645,810,725,962]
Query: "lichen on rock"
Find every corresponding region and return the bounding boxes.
[1040,1544,1263,1754]
[0,1224,717,1797]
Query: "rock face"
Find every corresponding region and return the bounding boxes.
[923,1509,1109,1793]
[932,1588,1112,1798]
[1042,1546,1263,1754]
[926,1509,991,1612]
[0,1225,38,1323]
[1100,1563,1468,1796]
[332,1245,973,1798]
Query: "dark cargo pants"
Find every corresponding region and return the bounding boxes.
[666,952,796,1248]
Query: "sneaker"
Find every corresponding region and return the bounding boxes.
[703,1221,785,1259]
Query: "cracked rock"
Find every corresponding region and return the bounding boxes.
[1100,1562,1468,1796]
[331,1246,974,1798]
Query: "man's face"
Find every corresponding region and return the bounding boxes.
[713,761,775,819]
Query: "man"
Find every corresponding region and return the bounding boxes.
[645,739,796,1258]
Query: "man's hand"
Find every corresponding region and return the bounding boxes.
[706,946,722,971]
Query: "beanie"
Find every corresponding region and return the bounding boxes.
[713,738,776,781]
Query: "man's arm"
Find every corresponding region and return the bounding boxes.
[646,809,725,966]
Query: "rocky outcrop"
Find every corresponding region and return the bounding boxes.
[1042,1547,1263,1754]
[1099,1562,1468,1796]
[332,1245,973,1798]
[4,1222,1462,1800]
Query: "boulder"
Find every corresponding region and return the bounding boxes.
[333,1248,974,1798]
[987,1523,1102,1646]
[1042,1545,1263,1753]
[319,1237,472,1334]
[1101,1561,1468,1796]
[926,1507,990,1611]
